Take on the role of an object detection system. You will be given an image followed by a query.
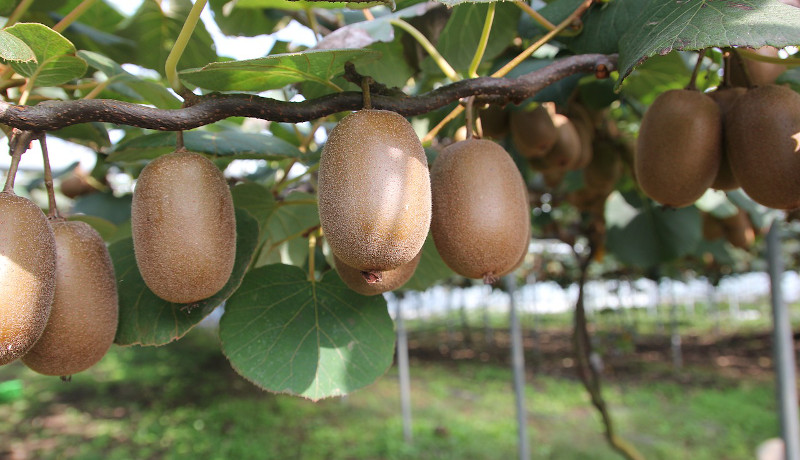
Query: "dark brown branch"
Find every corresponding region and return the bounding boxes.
[0,54,617,132]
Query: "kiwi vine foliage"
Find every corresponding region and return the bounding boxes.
[0,0,799,400]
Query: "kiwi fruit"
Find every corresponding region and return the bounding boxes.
[708,87,746,191]
[701,212,725,241]
[635,89,722,207]
[132,151,237,303]
[721,209,755,250]
[430,139,530,282]
[584,138,622,195]
[0,192,56,366]
[22,221,118,376]
[318,109,431,275]
[744,46,786,86]
[479,105,510,139]
[334,249,422,296]
[543,114,583,171]
[510,103,558,159]
[570,116,594,170]
[726,85,800,209]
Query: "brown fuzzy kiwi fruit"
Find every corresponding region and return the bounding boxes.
[22,221,118,376]
[570,116,594,170]
[0,192,56,366]
[430,139,530,283]
[744,46,787,86]
[510,103,558,159]
[726,85,800,209]
[584,138,622,195]
[132,151,236,303]
[708,87,746,191]
[334,249,422,296]
[318,109,431,276]
[721,209,755,250]
[542,114,583,171]
[479,105,510,139]
[701,212,725,241]
[635,89,722,207]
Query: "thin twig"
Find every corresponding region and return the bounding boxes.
[165,0,208,94]
[39,135,61,219]
[686,48,707,91]
[468,2,496,79]
[53,0,99,32]
[391,18,459,81]
[3,130,35,193]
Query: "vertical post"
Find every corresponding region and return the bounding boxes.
[395,295,413,444]
[766,222,800,460]
[670,283,682,371]
[505,275,530,460]
[484,284,494,346]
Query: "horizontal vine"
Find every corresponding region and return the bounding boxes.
[0,54,617,133]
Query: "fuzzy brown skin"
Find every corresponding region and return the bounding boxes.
[708,87,747,191]
[0,192,56,366]
[543,114,583,171]
[635,89,722,208]
[22,221,118,376]
[430,139,530,280]
[726,85,800,210]
[318,109,431,272]
[132,151,236,303]
[510,104,558,159]
[334,250,422,296]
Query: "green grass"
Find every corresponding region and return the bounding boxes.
[0,327,780,460]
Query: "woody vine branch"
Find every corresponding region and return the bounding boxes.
[0,53,616,133]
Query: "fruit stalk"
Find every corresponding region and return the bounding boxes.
[38,135,60,219]
[3,130,35,193]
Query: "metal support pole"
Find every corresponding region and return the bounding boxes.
[395,296,413,444]
[766,222,800,460]
[505,275,530,460]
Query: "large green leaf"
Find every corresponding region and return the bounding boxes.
[605,192,701,268]
[111,208,259,346]
[78,50,181,109]
[402,234,454,292]
[209,0,282,37]
[107,130,304,162]
[179,49,380,92]
[231,181,277,239]
[618,0,800,84]
[267,192,319,245]
[234,0,370,10]
[427,2,520,74]
[219,264,395,400]
[117,0,217,75]
[0,30,35,62]
[5,23,87,87]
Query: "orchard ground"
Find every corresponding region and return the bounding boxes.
[0,300,795,460]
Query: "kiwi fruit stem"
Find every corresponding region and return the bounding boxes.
[3,130,35,193]
[38,135,61,219]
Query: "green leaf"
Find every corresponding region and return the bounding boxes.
[107,130,304,162]
[428,2,520,74]
[234,0,369,10]
[219,264,395,400]
[111,208,259,346]
[402,234,454,292]
[179,49,380,92]
[5,23,87,86]
[78,50,181,109]
[209,0,281,37]
[0,30,35,62]
[605,192,701,268]
[617,0,800,85]
[267,192,319,245]
[72,192,132,225]
[231,181,277,237]
[50,122,111,150]
[117,0,217,75]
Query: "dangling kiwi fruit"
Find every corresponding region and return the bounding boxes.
[701,212,725,241]
[0,192,56,366]
[744,46,787,87]
[584,138,622,196]
[726,85,800,209]
[635,89,722,207]
[334,249,422,296]
[541,114,583,171]
[708,87,746,191]
[721,209,755,250]
[430,139,530,283]
[22,221,118,376]
[318,110,431,277]
[510,103,558,159]
[570,116,594,170]
[479,104,510,139]
[132,151,237,304]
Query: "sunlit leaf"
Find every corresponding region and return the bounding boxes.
[5,23,87,86]
[220,264,395,400]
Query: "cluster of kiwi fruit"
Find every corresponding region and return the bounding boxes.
[318,107,531,294]
[635,54,799,210]
[0,182,118,378]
